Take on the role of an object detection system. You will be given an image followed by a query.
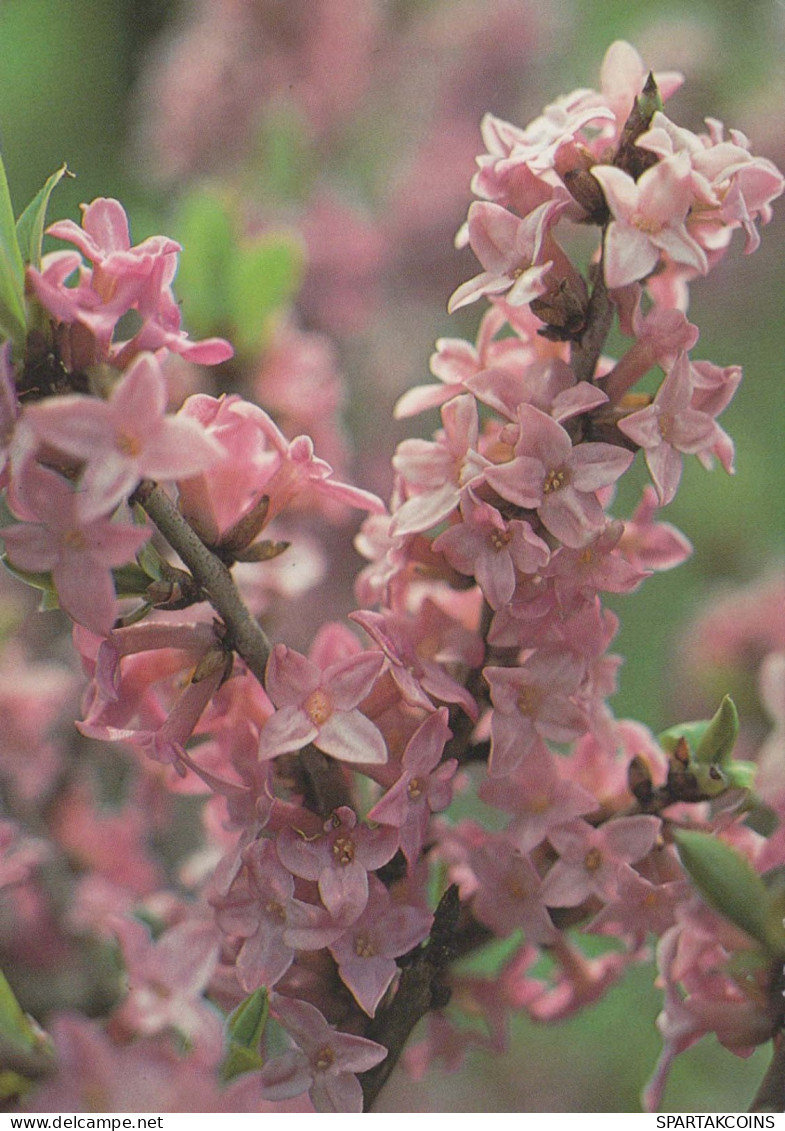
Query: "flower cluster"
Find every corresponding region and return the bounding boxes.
[1,38,783,1117]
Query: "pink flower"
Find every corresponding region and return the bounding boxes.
[368,708,457,866]
[619,486,693,571]
[258,644,387,765]
[0,464,149,635]
[618,352,717,504]
[447,200,562,313]
[540,816,661,907]
[329,876,432,1016]
[484,404,633,548]
[391,394,488,536]
[28,198,232,367]
[211,838,341,991]
[433,490,550,609]
[470,838,557,944]
[592,154,708,289]
[21,353,225,520]
[111,916,222,1050]
[351,603,482,720]
[276,806,398,923]
[262,994,387,1113]
[485,651,588,776]
[479,744,597,852]
[77,619,231,766]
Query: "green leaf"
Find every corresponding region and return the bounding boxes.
[0,968,32,1044]
[674,829,785,956]
[174,190,234,338]
[227,231,303,354]
[694,695,739,766]
[0,554,60,611]
[659,718,710,756]
[221,987,268,1082]
[112,562,158,599]
[15,164,70,271]
[174,189,303,354]
[0,154,27,347]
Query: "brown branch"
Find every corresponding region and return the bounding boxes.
[750,1033,785,1112]
[360,885,460,1111]
[133,480,272,684]
[570,264,613,384]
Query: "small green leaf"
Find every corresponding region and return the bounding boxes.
[16,164,70,270]
[174,190,234,337]
[221,987,268,1082]
[135,537,166,582]
[659,719,710,757]
[0,554,60,611]
[725,760,757,792]
[674,829,785,956]
[0,968,32,1043]
[0,155,27,347]
[228,231,303,354]
[695,695,739,766]
[112,562,158,599]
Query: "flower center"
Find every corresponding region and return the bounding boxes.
[264,900,286,922]
[490,528,512,551]
[304,687,334,726]
[657,412,673,441]
[516,685,542,717]
[407,777,423,801]
[354,933,376,958]
[63,529,88,550]
[332,834,355,866]
[583,847,603,873]
[631,210,662,235]
[115,429,142,457]
[315,1045,335,1072]
[543,467,567,494]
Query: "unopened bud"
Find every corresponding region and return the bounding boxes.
[191,646,232,684]
[218,496,271,553]
[233,539,291,563]
[628,754,654,804]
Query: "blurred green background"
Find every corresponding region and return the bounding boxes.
[1,0,782,1113]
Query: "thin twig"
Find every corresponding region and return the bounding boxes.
[750,1033,785,1112]
[360,885,460,1110]
[570,264,613,384]
[133,480,272,684]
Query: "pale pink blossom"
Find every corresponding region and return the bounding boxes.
[21,353,225,520]
[484,404,633,547]
[592,154,708,289]
[258,644,387,765]
[540,815,661,907]
[111,916,223,1049]
[618,352,717,504]
[447,199,562,313]
[262,994,387,1113]
[276,806,398,923]
[485,650,588,776]
[368,707,457,865]
[0,464,149,635]
[328,876,432,1016]
[433,490,550,609]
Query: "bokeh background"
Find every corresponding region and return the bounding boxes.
[1,0,783,1112]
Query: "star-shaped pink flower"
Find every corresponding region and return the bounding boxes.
[618,352,716,504]
[540,815,661,907]
[258,644,387,765]
[484,404,633,548]
[22,352,225,520]
[0,464,149,636]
